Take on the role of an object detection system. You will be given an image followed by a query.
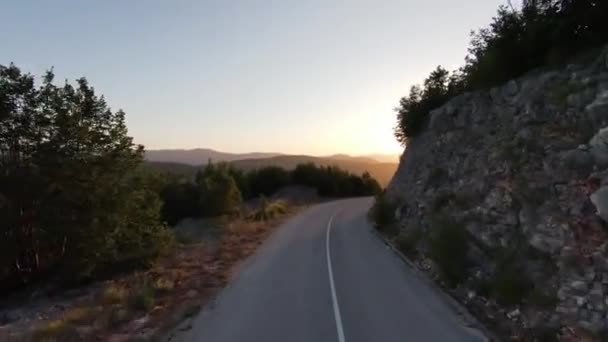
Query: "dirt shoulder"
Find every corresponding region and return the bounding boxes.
[0,206,306,342]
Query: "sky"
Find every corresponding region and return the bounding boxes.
[1,0,508,156]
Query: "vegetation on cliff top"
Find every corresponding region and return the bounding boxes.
[394,0,608,143]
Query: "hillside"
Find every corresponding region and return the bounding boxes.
[385,47,608,337]
[146,148,398,165]
[145,148,282,164]
[145,154,397,186]
[230,155,396,186]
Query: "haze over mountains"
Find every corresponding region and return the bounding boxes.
[145,148,398,165]
[145,148,399,186]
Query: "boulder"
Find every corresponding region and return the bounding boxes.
[591,186,608,223]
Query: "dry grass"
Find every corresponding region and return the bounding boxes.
[63,307,96,325]
[10,207,300,341]
[31,319,80,342]
[102,284,126,304]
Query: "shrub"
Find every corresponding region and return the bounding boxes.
[32,320,80,342]
[368,192,397,233]
[251,197,288,221]
[102,284,126,304]
[394,1,608,143]
[63,307,95,325]
[490,266,531,305]
[428,218,470,287]
[528,288,558,308]
[432,191,477,212]
[472,277,492,298]
[105,307,131,329]
[247,166,291,197]
[129,281,156,312]
[153,276,175,293]
[394,227,423,257]
[198,168,243,217]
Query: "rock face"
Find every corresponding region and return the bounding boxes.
[386,46,608,334]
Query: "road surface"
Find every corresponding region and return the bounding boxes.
[177,198,486,342]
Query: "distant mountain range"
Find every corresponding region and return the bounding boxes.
[144,149,399,186]
[145,148,281,164]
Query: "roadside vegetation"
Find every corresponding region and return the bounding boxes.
[394,0,608,143]
[0,64,383,340]
[375,0,608,293]
[158,161,382,227]
[368,192,397,234]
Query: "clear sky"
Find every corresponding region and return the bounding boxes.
[2,0,507,155]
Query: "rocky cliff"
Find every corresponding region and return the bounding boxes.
[386,47,608,338]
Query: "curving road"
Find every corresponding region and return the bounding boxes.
[177,198,486,342]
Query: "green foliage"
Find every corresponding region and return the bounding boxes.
[394,227,422,257]
[32,320,81,342]
[368,192,397,232]
[291,163,381,197]
[102,284,126,305]
[197,163,243,217]
[158,162,382,226]
[129,281,156,312]
[251,197,288,221]
[394,0,608,143]
[432,191,476,212]
[159,176,200,225]
[490,265,532,305]
[528,288,558,308]
[247,166,291,197]
[550,79,584,105]
[0,64,173,290]
[428,218,470,287]
[394,67,459,142]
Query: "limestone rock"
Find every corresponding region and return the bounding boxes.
[385,45,608,334]
[591,186,608,223]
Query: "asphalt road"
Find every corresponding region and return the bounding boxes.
[178,198,486,342]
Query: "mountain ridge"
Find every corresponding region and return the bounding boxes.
[145,148,398,165]
[144,151,398,186]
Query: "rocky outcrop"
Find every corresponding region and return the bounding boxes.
[386,46,608,337]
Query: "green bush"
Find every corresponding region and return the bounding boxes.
[394,227,422,257]
[198,167,243,217]
[291,163,381,197]
[528,288,558,308]
[129,281,156,312]
[432,191,476,212]
[428,219,470,287]
[251,197,288,221]
[368,192,397,233]
[490,266,531,305]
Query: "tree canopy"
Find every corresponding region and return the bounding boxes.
[394,0,608,144]
[0,64,173,290]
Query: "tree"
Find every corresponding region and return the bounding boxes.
[159,175,200,225]
[247,166,290,197]
[198,169,243,216]
[393,0,608,143]
[0,64,172,289]
[394,67,451,143]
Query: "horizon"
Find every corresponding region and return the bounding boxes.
[145,146,399,158]
[2,0,506,155]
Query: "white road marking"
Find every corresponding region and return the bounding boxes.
[326,214,346,342]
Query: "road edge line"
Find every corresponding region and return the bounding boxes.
[326,214,346,342]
